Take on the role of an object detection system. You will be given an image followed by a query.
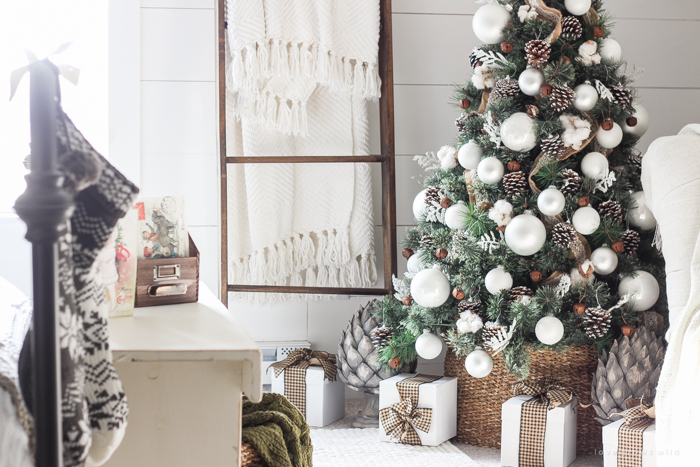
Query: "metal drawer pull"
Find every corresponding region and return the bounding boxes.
[147,284,187,297]
[153,264,180,281]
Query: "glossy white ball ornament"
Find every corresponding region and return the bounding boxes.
[596,122,623,149]
[573,83,599,112]
[505,214,547,256]
[572,206,601,235]
[477,157,505,185]
[445,201,470,230]
[500,112,538,152]
[465,346,493,378]
[535,316,565,345]
[407,250,425,274]
[580,152,609,178]
[590,247,619,275]
[627,191,657,231]
[537,187,566,216]
[410,266,451,308]
[415,330,444,360]
[412,188,429,219]
[518,68,545,97]
[618,271,660,311]
[485,266,513,295]
[564,0,592,16]
[458,140,483,169]
[599,38,622,63]
[472,4,511,44]
[621,104,650,137]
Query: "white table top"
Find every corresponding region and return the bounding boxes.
[109,283,262,401]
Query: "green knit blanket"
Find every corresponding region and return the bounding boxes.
[242,393,313,467]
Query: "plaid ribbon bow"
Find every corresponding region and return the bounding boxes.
[612,399,655,467]
[380,396,433,446]
[512,377,574,409]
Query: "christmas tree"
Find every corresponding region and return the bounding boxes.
[374,0,667,379]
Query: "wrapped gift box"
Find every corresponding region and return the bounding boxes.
[501,395,577,467]
[602,418,656,467]
[270,365,344,427]
[379,374,457,446]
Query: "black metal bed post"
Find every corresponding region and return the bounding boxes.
[14,60,74,467]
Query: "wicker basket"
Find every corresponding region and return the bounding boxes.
[444,345,602,455]
[241,441,267,467]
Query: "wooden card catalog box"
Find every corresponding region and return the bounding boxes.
[135,234,200,307]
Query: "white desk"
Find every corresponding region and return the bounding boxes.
[105,284,261,467]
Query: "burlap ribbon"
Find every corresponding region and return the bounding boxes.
[268,348,337,417]
[379,374,441,445]
[612,399,655,467]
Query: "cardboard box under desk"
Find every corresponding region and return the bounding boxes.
[135,234,200,307]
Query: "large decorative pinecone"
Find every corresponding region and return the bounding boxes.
[524,40,551,67]
[509,286,534,304]
[424,186,442,206]
[583,306,612,338]
[503,171,528,197]
[621,230,641,255]
[561,16,583,40]
[550,86,576,112]
[552,222,577,249]
[370,325,393,350]
[491,78,520,100]
[482,321,507,343]
[469,50,480,70]
[611,85,632,109]
[541,134,566,158]
[591,327,666,425]
[598,200,624,223]
[559,169,582,195]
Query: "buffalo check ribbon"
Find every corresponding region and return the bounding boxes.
[379,374,441,446]
[612,399,655,467]
[268,348,337,417]
[512,377,575,467]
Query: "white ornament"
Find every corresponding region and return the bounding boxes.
[488,199,514,227]
[564,0,592,16]
[410,266,451,308]
[458,140,484,169]
[437,145,458,170]
[590,246,619,275]
[537,187,566,216]
[457,310,484,334]
[485,266,513,295]
[621,104,650,137]
[535,316,565,345]
[596,122,623,149]
[518,68,545,97]
[412,188,428,219]
[504,214,547,256]
[477,157,505,184]
[599,38,622,63]
[618,271,660,311]
[572,206,601,235]
[472,4,511,44]
[415,329,444,360]
[500,112,538,152]
[407,250,425,274]
[573,83,599,112]
[465,346,493,378]
[580,152,609,178]
[445,201,470,230]
[627,191,657,230]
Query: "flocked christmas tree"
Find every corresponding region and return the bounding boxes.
[373,0,668,379]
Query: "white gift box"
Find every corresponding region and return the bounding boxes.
[270,366,344,427]
[602,418,656,467]
[501,395,578,467]
[379,374,457,446]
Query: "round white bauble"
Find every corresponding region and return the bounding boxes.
[445,201,470,230]
[573,83,599,111]
[415,330,444,360]
[590,247,619,275]
[537,187,566,216]
[504,214,547,256]
[599,38,622,63]
[407,250,425,274]
[412,188,428,219]
[535,316,565,345]
[485,266,513,295]
[580,152,609,178]
[477,157,505,184]
[596,122,624,149]
[465,346,493,378]
[500,112,538,152]
[458,140,483,169]
[472,4,511,44]
[410,267,451,308]
[621,104,650,137]
[572,206,601,235]
[618,271,660,311]
[518,68,545,97]
[564,0,592,16]
[627,191,657,230]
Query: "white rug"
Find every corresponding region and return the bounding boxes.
[310,428,481,467]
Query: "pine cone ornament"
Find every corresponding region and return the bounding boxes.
[509,286,534,304]
[482,321,507,343]
[540,134,566,158]
[552,222,577,249]
[524,40,551,67]
[455,116,466,132]
[469,50,481,70]
[559,169,582,195]
[611,85,632,109]
[621,230,641,255]
[550,86,576,112]
[561,16,583,40]
[424,186,441,206]
[598,200,623,223]
[420,235,435,250]
[583,306,612,338]
[491,78,520,100]
[628,151,643,171]
[503,171,528,197]
[370,325,393,350]
[458,299,483,317]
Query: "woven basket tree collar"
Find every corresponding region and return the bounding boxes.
[512,377,574,409]
[379,374,441,445]
[269,348,337,382]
